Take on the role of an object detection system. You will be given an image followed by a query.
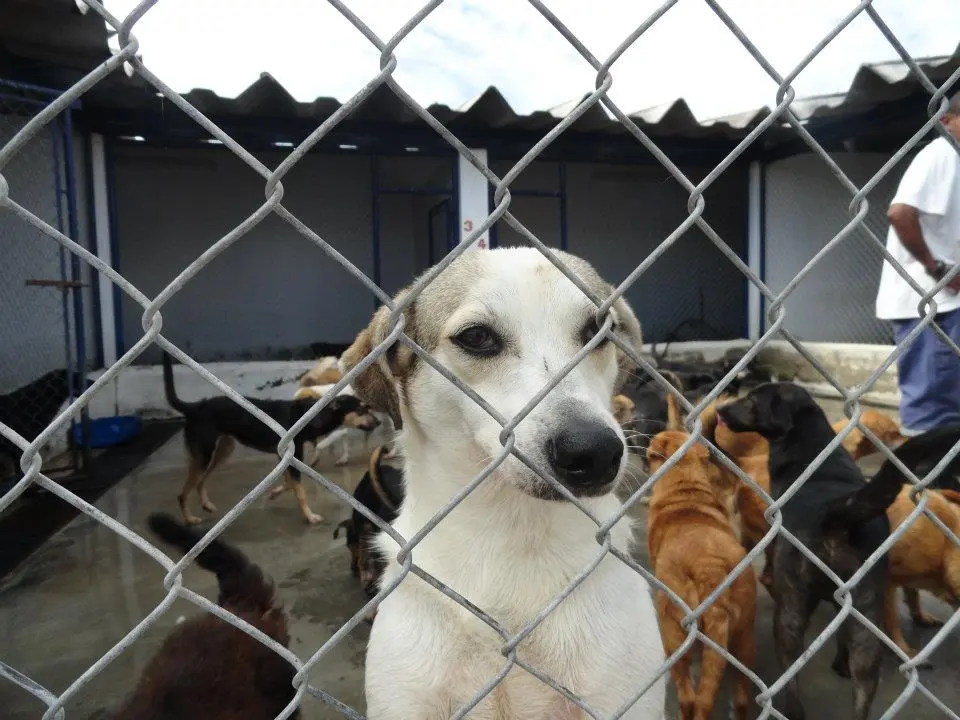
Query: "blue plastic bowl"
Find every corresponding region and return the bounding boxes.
[72,415,142,449]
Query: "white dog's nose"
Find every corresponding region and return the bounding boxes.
[546,423,623,495]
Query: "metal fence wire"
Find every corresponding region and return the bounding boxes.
[2,1,960,719]
[0,81,86,484]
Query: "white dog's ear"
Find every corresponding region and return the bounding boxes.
[341,301,415,430]
[610,295,643,393]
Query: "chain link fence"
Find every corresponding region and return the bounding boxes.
[0,80,87,485]
[2,1,960,719]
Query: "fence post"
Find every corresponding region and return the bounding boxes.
[458,148,490,251]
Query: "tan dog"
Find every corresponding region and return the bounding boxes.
[831,409,905,461]
[697,397,767,459]
[646,430,757,720]
[299,356,344,388]
[883,486,960,656]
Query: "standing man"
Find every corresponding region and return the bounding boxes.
[876,90,960,436]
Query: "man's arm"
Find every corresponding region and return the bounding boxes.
[888,203,938,270]
[888,203,960,291]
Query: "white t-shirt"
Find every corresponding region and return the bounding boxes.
[876,136,960,321]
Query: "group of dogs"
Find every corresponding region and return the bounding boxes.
[102,247,960,720]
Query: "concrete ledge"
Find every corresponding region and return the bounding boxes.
[39,341,900,464]
[76,341,902,421]
[642,338,901,403]
[85,360,319,420]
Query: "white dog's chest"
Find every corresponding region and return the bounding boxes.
[367,548,666,720]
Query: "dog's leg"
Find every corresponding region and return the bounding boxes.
[772,588,812,720]
[197,435,235,514]
[730,612,757,720]
[657,593,696,720]
[304,440,318,467]
[883,583,919,658]
[287,457,323,525]
[845,614,883,720]
[694,602,731,720]
[904,588,941,627]
[335,434,350,467]
[178,457,206,526]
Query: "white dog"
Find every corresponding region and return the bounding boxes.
[342,247,666,719]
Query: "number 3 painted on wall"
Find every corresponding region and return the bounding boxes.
[463,219,473,233]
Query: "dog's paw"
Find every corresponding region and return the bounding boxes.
[202,502,217,514]
[335,454,349,467]
[305,512,325,525]
[184,515,204,526]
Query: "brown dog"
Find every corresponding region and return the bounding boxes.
[883,486,960,656]
[831,409,905,461]
[114,514,297,720]
[646,430,757,720]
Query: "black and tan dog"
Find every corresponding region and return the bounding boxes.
[335,444,404,598]
[162,353,380,525]
[717,382,904,720]
[114,513,298,720]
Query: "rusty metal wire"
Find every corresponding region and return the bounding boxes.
[1,1,960,719]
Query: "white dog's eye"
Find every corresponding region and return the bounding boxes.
[580,316,614,348]
[452,325,502,357]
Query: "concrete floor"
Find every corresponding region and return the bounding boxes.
[2,402,959,719]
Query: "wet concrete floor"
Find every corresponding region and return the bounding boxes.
[1,400,959,718]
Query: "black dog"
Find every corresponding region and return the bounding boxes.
[0,368,89,478]
[717,382,904,720]
[874,424,960,489]
[335,444,404,600]
[162,353,380,526]
[113,513,298,720]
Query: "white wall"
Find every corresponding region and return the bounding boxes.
[764,150,906,344]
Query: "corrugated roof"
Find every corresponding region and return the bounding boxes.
[77,41,960,146]
[2,2,958,149]
[787,46,960,124]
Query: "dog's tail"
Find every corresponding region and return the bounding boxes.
[148,512,274,613]
[161,352,190,414]
[821,427,960,534]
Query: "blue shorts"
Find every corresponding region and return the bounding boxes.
[891,307,960,434]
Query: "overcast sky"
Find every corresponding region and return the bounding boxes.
[99,0,957,121]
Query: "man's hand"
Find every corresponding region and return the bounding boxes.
[947,272,960,294]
